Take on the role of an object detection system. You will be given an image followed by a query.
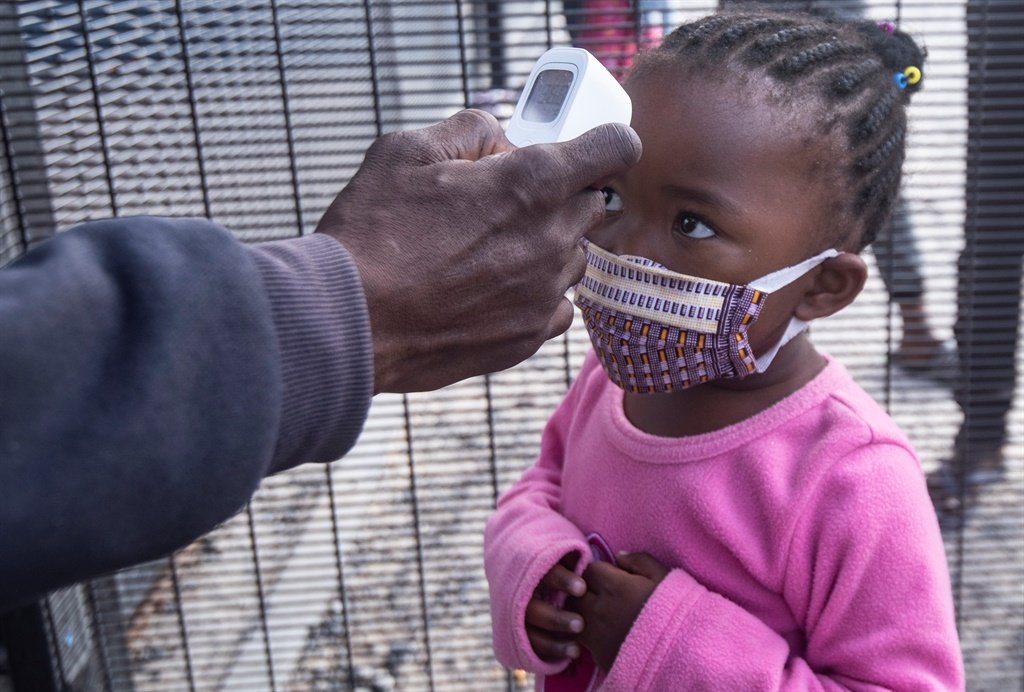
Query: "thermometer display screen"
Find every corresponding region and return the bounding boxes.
[522,69,574,123]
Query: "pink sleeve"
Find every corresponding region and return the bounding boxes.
[484,363,596,675]
[602,443,964,691]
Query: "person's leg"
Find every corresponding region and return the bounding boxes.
[954,0,1024,466]
[931,0,1024,513]
[875,196,953,377]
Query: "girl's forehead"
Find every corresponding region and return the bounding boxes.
[630,66,804,131]
[626,68,834,179]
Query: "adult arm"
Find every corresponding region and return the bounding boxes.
[0,217,371,608]
[601,445,964,691]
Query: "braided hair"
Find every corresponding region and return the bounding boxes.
[631,10,926,250]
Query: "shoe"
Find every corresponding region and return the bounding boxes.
[926,445,1005,524]
[889,340,958,387]
[962,446,1007,485]
[926,464,976,525]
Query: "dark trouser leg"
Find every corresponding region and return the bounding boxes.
[873,196,926,305]
[953,1,1024,463]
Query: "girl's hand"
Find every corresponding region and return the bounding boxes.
[567,552,669,671]
[526,557,587,661]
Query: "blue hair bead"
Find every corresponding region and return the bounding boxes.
[893,72,908,89]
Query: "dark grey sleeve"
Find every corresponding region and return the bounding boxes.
[0,217,372,608]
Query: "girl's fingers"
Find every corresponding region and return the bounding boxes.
[616,551,670,582]
[526,624,582,662]
[541,563,586,597]
[526,597,585,635]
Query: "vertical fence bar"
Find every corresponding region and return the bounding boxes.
[166,556,197,692]
[484,2,505,89]
[0,2,57,255]
[324,463,358,689]
[173,0,211,220]
[75,0,118,216]
[362,0,383,140]
[245,505,278,691]
[0,93,29,257]
[268,0,305,236]
[81,584,113,691]
[401,394,437,692]
[454,0,471,107]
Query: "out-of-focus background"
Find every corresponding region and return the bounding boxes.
[1,1,1021,690]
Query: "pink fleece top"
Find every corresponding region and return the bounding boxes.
[485,352,964,691]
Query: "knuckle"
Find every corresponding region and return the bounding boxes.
[400,129,432,159]
[372,130,403,154]
[453,107,501,138]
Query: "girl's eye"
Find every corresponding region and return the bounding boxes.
[602,187,623,212]
[675,213,716,239]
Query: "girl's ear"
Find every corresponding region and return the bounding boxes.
[794,252,868,321]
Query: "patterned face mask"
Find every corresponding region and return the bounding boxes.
[573,241,839,393]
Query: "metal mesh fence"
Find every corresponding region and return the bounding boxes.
[1,1,1021,690]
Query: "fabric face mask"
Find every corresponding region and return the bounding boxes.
[573,241,839,393]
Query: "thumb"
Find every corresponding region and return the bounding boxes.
[506,122,642,204]
[616,551,670,583]
[430,108,515,160]
[394,109,512,165]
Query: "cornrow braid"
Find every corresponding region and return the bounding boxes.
[856,165,902,244]
[825,58,881,99]
[661,14,735,50]
[630,10,927,251]
[851,88,897,142]
[708,16,794,57]
[743,25,833,66]
[856,127,905,174]
[771,40,868,78]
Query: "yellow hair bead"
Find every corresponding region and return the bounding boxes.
[903,66,922,85]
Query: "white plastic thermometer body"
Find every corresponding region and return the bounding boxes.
[505,47,632,147]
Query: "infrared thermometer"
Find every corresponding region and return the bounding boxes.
[505,47,632,147]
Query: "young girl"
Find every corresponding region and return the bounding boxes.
[485,10,964,691]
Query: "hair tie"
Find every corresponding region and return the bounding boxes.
[903,66,922,85]
[893,72,908,89]
[878,20,896,33]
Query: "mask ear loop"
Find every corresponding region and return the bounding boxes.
[748,249,841,372]
[748,248,840,292]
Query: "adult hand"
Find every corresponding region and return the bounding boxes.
[315,109,641,393]
[567,552,669,672]
[526,556,587,662]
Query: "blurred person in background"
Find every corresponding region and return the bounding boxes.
[929,0,1024,517]
[562,0,673,79]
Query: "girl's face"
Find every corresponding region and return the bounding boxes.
[587,66,841,356]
